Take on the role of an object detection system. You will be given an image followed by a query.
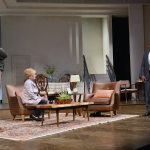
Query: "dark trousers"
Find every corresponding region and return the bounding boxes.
[0,70,2,88]
[33,100,47,117]
[145,75,150,113]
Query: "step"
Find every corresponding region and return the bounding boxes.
[94,74,111,83]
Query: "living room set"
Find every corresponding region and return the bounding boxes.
[5,74,138,126]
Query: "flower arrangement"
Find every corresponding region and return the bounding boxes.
[56,92,71,100]
[44,65,56,75]
[55,92,72,104]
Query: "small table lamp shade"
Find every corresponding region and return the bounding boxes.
[70,75,80,93]
[70,75,80,83]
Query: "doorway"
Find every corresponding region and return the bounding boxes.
[112,17,131,82]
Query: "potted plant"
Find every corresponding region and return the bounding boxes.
[44,65,56,82]
[55,92,72,104]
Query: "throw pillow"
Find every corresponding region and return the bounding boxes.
[92,90,114,99]
[15,91,23,99]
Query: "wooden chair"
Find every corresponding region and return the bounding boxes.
[59,76,70,82]
[120,80,139,103]
[35,74,49,99]
[35,74,51,119]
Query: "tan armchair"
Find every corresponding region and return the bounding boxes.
[83,82,121,118]
[5,84,35,122]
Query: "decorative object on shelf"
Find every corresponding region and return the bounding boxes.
[44,65,56,82]
[55,92,72,104]
[48,75,52,83]
[70,75,80,93]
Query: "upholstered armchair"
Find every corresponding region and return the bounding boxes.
[83,82,121,118]
[5,84,35,122]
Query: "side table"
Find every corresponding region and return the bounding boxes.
[135,82,145,100]
[66,93,84,117]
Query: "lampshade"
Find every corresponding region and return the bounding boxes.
[70,75,80,82]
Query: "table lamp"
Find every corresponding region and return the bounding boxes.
[70,75,80,93]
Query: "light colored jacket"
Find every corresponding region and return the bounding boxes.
[22,79,41,105]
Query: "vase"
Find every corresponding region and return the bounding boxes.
[48,75,52,82]
[55,99,72,104]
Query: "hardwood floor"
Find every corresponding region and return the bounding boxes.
[0,101,150,150]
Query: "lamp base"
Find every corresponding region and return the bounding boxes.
[72,88,78,94]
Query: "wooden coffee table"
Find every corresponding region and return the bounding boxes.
[25,102,94,126]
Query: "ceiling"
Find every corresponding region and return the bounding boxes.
[0,0,149,17]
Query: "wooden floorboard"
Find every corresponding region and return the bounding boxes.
[0,101,149,150]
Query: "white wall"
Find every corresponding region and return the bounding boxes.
[1,16,83,103]
[108,15,113,65]
[82,18,104,74]
[102,17,110,73]
[128,4,145,84]
[144,5,150,52]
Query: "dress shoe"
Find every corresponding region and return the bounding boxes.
[90,112,101,117]
[142,112,150,116]
[38,115,44,121]
[90,112,96,117]
[32,115,42,121]
[95,111,101,117]
[39,117,44,121]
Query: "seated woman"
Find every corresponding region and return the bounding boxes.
[22,68,48,121]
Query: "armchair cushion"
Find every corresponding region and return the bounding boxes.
[84,98,111,105]
[15,91,23,99]
[92,90,114,99]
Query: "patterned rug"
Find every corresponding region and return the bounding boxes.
[0,113,138,141]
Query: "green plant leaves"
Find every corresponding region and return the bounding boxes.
[44,65,56,75]
[56,92,71,100]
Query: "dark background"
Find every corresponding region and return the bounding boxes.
[112,17,131,82]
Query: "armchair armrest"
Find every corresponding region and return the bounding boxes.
[83,93,94,101]
[8,96,25,115]
[110,92,115,106]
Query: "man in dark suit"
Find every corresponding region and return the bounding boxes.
[0,48,7,132]
[141,41,150,116]
[0,48,8,88]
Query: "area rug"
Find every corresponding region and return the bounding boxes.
[0,113,138,141]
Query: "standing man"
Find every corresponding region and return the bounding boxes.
[0,48,7,132]
[0,48,8,88]
[141,41,150,116]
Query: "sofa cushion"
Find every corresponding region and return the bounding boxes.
[92,90,114,99]
[84,98,110,105]
[15,91,23,99]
